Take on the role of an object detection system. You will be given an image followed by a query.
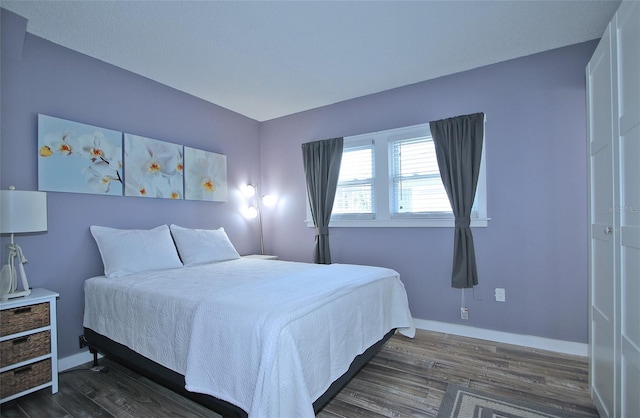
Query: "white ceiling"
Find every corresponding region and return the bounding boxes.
[2,1,619,122]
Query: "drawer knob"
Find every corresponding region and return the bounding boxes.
[13,307,32,315]
[12,336,31,345]
[13,365,33,375]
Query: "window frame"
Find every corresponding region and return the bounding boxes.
[305,122,489,228]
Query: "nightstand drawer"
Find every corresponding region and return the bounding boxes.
[0,331,51,368]
[0,303,50,337]
[0,358,51,399]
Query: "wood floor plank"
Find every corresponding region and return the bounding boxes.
[12,388,71,418]
[66,366,206,418]
[324,389,392,418]
[340,377,434,417]
[318,395,387,418]
[1,329,598,417]
[52,377,115,418]
[0,400,29,418]
[356,366,432,399]
[99,360,221,417]
[62,370,137,418]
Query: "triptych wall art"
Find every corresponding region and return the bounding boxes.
[37,114,227,202]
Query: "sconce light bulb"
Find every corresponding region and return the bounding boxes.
[243,184,256,198]
[244,206,258,219]
[262,194,277,207]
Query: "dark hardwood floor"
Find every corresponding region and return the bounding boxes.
[1,329,598,417]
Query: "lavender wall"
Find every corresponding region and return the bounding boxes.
[260,41,597,343]
[1,6,597,359]
[1,10,262,358]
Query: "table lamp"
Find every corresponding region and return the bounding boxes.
[0,186,48,300]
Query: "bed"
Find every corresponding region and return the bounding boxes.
[83,225,415,417]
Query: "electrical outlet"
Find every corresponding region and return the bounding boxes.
[460,307,469,320]
[79,335,87,349]
[495,288,506,302]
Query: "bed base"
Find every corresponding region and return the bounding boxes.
[84,327,395,417]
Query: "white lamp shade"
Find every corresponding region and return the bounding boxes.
[0,189,48,234]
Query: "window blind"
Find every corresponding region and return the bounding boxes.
[390,137,452,216]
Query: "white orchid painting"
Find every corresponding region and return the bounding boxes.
[38,114,123,195]
[37,115,227,202]
[124,134,184,200]
[184,147,227,202]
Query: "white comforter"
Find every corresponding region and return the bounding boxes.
[83,258,414,418]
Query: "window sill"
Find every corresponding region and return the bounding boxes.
[305,218,490,228]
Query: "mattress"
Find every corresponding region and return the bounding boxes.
[83,258,414,417]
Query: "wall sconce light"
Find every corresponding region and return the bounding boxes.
[0,186,48,300]
[242,183,276,255]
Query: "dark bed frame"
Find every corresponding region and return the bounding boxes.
[84,327,395,417]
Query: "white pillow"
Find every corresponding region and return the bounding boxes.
[90,225,183,278]
[170,224,240,266]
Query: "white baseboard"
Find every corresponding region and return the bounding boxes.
[58,350,103,371]
[413,318,588,357]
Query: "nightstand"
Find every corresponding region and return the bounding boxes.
[243,254,278,260]
[0,288,59,403]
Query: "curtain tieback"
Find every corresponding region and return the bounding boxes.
[455,217,471,228]
[315,226,329,236]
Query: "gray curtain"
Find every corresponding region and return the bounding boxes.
[301,137,344,264]
[429,113,484,288]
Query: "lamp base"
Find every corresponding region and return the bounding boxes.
[1,288,31,301]
[1,243,32,301]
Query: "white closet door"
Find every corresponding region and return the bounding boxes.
[616,2,640,417]
[587,24,616,418]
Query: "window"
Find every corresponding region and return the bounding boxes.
[333,140,375,219]
[390,136,452,217]
[308,123,488,227]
